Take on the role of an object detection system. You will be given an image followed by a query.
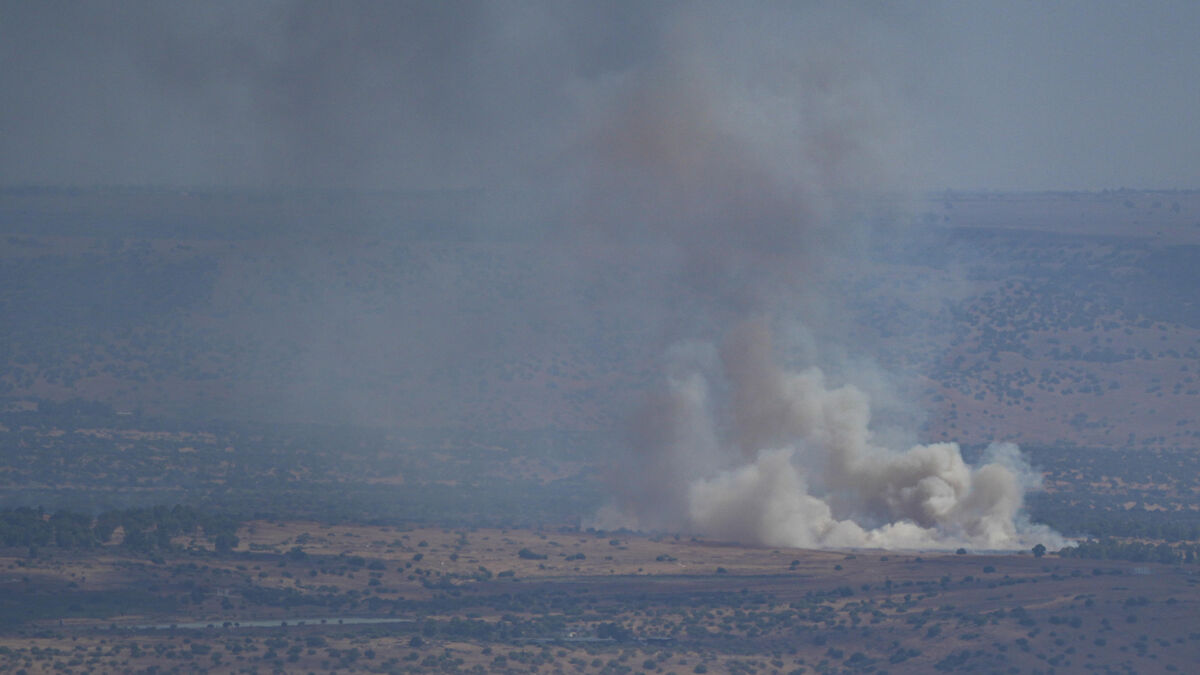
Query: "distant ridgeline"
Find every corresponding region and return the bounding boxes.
[0,505,240,553]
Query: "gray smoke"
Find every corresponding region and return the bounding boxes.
[1,2,1069,548]
[581,6,1066,551]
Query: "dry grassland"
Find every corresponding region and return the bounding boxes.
[0,522,1197,673]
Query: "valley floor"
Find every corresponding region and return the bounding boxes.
[1,523,1198,673]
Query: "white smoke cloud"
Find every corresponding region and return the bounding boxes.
[568,6,1065,551]
[595,321,1067,551]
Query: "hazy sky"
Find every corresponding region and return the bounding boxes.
[1,1,1197,192]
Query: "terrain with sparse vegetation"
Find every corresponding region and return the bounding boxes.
[2,187,1199,672]
[2,522,1198,674]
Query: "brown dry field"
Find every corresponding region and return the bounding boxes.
[1,522,1198,673]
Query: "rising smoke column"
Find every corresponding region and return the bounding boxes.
[598,321,1066,550]
[584,6,1065,550]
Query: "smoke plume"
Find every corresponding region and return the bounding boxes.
[0,1,1066,548]
[583,6,1065,551]
[598,321,1065,550]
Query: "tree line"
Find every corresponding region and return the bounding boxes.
[1057,537,1200,565]
[0,504,240,552]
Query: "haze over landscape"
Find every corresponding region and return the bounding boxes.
[3,1,1199,191]
[1,2,1199,673]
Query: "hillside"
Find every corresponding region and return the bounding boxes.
[3,188,1199,452]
